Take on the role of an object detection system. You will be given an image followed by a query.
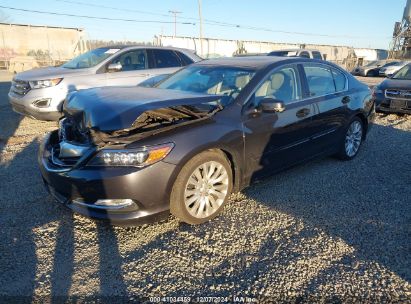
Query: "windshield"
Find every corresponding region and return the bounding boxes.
[62,47,120,69]
[392,64,411,79]
[157,65,256,105]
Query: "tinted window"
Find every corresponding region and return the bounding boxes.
[303,65,336,96]
[254,66,301,104]
[176,51,194,66]
[152,50,182,68]
[331,68,347,91]
[312,51,322,60]
[111,49,147,71]
[299,51,310,58]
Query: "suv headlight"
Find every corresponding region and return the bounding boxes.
[87,143,174,167]
[29,78,63,89]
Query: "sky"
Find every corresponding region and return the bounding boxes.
[0,0,407,49]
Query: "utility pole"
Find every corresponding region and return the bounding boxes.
[197,0,203,57]
[169,10,181,37]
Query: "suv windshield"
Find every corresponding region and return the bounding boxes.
[157,65,256,105]
[62,47,120,69]
[392,64,411,80]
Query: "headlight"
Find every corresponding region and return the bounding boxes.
[29,78,63,89]
[87,143,174,167]
[372,87,383,96]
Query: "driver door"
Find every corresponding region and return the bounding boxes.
[242,64,318,183]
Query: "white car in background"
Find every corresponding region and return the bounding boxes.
[9,46,201,121]
[379,61,409,77]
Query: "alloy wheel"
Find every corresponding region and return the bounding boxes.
[184,161,229,219]
[345,120,363,157]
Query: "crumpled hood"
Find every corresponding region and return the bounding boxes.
[14,66,93,81]
[63,86,222,132]
[378,78,411,90]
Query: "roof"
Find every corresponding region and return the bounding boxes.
[196,56,302,69]
[95,45,197,53]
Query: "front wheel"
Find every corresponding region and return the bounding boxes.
[337,118,364,160]
[170,150,233,224]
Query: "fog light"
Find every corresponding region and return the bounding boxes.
[33,98,51,108]
[95,199,134,209]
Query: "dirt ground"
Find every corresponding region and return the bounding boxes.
[0,71,410,302]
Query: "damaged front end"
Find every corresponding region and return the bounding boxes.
[48,87,224,168]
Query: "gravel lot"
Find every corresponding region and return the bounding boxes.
[0,72,410,302]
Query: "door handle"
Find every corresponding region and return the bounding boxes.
[296,108,310,118]
[342,96,351,104]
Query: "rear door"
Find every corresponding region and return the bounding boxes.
[242,64,319,182]
[105,48,151,86]
[300,63,350,153]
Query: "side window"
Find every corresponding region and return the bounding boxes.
[254,66,302,105]
[111,49,147,71]
[152,50,182,68]
[303,65,336,97]
[312,51,323,60]
[175,51,194,66]
[299,51,310,58]
[331,68,347,92]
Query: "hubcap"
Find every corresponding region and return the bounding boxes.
[184,161,229,219]
[345,121,363,157]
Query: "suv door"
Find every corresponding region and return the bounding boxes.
[300,63,350,153]
[242,64,318,182]
[105,49,151,86]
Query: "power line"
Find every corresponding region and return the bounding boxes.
[2,4,388,40]
[52,0,385,39]
[0,5,195,25]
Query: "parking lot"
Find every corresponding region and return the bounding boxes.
[0,71,410,301]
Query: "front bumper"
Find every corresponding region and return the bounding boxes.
[8,85,67,121]
[38,131,178,225]
[374,95,411,115]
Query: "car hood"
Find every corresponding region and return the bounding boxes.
[378,78,411,90]
[14,66,94,81]
[63,86,222,132]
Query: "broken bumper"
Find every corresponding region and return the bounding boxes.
[38,132,178,226]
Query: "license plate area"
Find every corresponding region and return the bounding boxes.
[390,100,406,109]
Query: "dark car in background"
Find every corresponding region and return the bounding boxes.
[373,63,411,114]
[39,57,375,225]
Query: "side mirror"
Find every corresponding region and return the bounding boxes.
[259,97,286,113]
[107,62,122,72]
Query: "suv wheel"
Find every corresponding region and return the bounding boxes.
[170,150,232,224]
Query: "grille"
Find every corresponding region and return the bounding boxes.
[385,89,411,100]
[11,79,30,96]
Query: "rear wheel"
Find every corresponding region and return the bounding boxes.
[337,118,364,160]
[170,150,232,224]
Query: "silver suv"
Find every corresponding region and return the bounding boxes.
[9,46,201,120]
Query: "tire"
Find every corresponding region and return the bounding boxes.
[336,117,364,160]
[170,150,233,224]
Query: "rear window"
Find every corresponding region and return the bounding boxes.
[312,51,323,60]
[303,64,336,96]
[176,51,194,66]
[152,49,182,68]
